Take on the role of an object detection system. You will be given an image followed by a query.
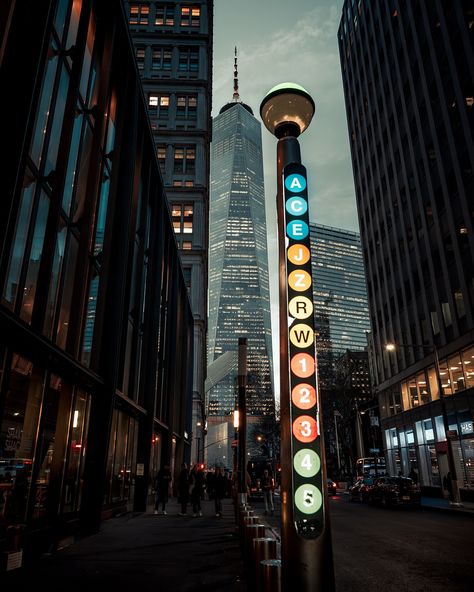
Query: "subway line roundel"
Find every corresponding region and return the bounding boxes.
[283,161,324,538]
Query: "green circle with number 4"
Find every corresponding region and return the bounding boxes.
[293,449,320,478]
[295,484,322,514]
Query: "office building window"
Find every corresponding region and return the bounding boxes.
[157,145,167,171]
[173,145,195,174]
[182,241,192,250]
[171,204,193,234]
[151,47,172,71]
[129,4,149,25]
[148,94,169,118]
[180,6,200,27]
[178,48,199,73]
[135,47,146,70]
[155,4,174,26]
[176,95,197,120]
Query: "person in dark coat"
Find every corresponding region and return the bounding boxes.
[213,467,227,517]
[443,471,453,501]
[178,463,190,515]
[189,465,205,517]
[154,463,172,515]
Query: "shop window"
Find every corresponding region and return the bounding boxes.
[448,353,465,392]
[417,371,430,405]
[427,365,440,400]
[461,439,474,488]
[62,388,90,513]
[105,410,138,504]
[423,418,435,442]
[462,346,474,388]
[0,356,43,526]
[434,415,446,441]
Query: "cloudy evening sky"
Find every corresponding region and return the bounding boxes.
[212,0,358,398]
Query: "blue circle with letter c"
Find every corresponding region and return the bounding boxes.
[287,220,309,240]
[285,173,307,193]
[286,196,308,216]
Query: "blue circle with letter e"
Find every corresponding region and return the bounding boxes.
[286,196,308,217]
[287,220,309,240]
[285,174,306,193]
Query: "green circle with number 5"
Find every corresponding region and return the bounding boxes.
[293,449,320,478]
[295,484,322,514]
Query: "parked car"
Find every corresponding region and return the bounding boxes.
[327,478,337,496]
[370,476,421,507]
[348,476,374,502]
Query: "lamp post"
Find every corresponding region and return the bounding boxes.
[237,337,247,505]
[385,342,462,506]
[260,83,335,592]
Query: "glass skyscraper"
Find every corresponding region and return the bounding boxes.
[208,69,274,418]
[310,223,371,379]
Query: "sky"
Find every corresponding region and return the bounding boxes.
[212,0,359,401]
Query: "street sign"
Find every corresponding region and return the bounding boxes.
[283,163,324,538]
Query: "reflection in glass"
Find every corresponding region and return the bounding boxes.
[43,219,67,338]
[56,233,79,349]
[71,120,93,226]
[81,270,99,366]
[20,191,50,324]
[44,65,69,176]
[2,173,35,309]
[62,110,84,215]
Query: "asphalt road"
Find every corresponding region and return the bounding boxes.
[251,493,474,592]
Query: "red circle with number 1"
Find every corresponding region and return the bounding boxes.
[293,415,318,443]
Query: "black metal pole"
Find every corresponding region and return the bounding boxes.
[237,337,248,503]
[276,136,335,592]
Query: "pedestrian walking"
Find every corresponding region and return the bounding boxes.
[177,463,190,515]
[443,471,454,501]
[213,467,227,517]
[189,464,205,517]
[154,463,172,515]
[261,469,275,515]
[408,467,418,484]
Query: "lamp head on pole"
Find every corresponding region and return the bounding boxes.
[260,82,315,139]
[385,343,396,352]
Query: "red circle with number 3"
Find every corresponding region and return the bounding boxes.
[291,384,317,410]
[293,415,318,443]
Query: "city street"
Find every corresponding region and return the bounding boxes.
[252,494,474,592]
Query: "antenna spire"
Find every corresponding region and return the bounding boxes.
[233,46,240,102]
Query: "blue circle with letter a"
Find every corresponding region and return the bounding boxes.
[285,173,307,193]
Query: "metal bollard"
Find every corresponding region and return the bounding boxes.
[252,537,277,592]
[260,559,281,592]
[244,524,266,563]
[241,516,261,550]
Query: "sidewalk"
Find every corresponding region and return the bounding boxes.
[3,498,247,590]
[421,496,474,515]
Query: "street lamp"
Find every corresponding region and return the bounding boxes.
[385,342,462,506]
[261,83,334,592]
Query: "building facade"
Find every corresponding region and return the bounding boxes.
[309,223,371,477]
[208,73,274,423]
[0,0,193,558]
[339,0,474,495]
[124,1,213,464]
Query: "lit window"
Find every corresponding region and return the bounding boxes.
[182,241,192,250]
[152,47,172,71]
[136,47,146,69]
[129,4,149,25]
[180,5,200,27]
[173,145,195,174]
[155,5,174,26]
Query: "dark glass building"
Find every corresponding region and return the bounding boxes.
[123,1,213,464]
[0,0,193,558]
[309,223,371,477]
[339,0,474,494]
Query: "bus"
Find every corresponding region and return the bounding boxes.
[356,457,387,478]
